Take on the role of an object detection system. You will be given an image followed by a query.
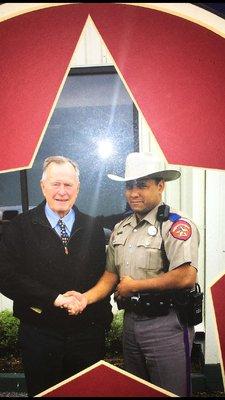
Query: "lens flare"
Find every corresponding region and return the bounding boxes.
[97,140,113,159]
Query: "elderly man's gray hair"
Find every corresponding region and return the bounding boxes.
[41,156,80,181]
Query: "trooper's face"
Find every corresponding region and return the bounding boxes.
[40,162,80,218]
[125,178,165,216]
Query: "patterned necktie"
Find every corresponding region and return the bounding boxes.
[58,219,69,253]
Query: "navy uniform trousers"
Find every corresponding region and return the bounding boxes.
[123,309,194,397]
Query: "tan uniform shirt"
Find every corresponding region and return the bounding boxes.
[106,203,200,280]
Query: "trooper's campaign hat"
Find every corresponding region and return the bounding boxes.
[108,152,180,182]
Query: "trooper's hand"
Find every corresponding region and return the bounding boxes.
[116,276,135,297]
[62,291,88,315]
[54,293,83,315]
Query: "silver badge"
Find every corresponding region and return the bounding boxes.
[147,226,157,236]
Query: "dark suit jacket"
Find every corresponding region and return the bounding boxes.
[0,201,112,332]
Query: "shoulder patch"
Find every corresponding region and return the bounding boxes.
[170,220,192,241]
[168,213,181,222]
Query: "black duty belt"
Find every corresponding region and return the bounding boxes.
[115,284,203,325]
[116,292,173,317]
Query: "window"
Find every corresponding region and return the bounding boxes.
[27,66,138,216]
[0,171,22,218]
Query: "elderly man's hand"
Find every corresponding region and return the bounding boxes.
[115,276,136,297]
[62,291,88,315]
[54,294,75,308]
[54,292,87,315]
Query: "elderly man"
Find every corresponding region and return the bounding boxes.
[0,156,112,396]
[66,152,200,397]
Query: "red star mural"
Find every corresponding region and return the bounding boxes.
[0,3,225,171]
[37,360,174,397]
[211,274,225,389]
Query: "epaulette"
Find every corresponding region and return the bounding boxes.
[113,213,133,232]
[168,213,181,223]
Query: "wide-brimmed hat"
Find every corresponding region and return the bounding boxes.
[108,152,180,182]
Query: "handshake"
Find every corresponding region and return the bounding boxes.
[54,291,88,316]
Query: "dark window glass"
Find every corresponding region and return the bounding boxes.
[27,67,138,216]
[0,172,21,218]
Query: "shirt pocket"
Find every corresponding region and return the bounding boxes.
[112,234,127,266]
[136,236,163,275]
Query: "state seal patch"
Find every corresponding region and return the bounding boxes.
[170,220,192,241]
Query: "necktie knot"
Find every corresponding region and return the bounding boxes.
[58,219,69,246]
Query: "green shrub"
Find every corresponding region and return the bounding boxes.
[105,310,124,357]
[0,310,20,356]
[0,309,124,359]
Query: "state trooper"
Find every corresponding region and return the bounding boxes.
[64,152,200,397]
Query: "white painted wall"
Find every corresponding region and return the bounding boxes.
[205,170,225,364]
[1,2,225,365]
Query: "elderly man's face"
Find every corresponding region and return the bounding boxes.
[40,162,80,218]
[125,178,164,216]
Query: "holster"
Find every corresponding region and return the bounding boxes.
[173,283,203,326]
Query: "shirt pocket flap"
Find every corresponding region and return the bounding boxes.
[112,233,127,246]
[137,236,162,249]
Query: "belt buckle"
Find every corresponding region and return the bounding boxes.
[130,293,141,307]
[130,293,140,302]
